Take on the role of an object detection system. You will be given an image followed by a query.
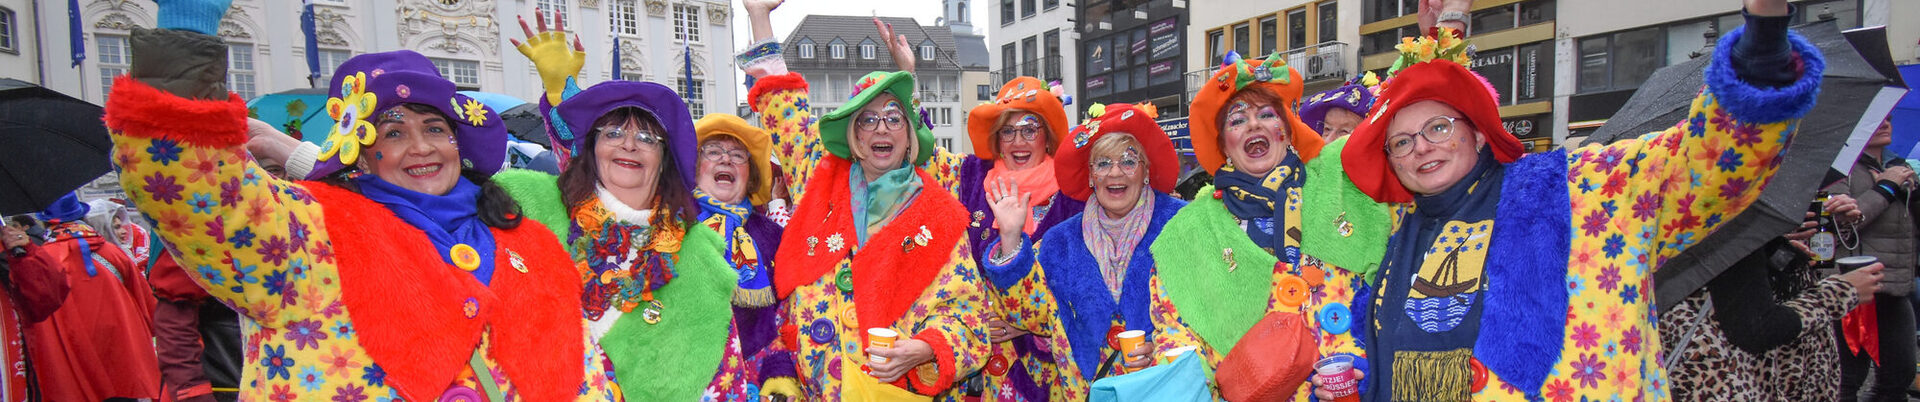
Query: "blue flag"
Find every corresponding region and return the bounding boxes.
[67,0,84,67]
[612,37,622,80]
[302,0,321,83]
[682,41,693,95]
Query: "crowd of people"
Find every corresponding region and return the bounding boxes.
[1,0,1915,400]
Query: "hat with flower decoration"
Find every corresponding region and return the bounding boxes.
[1298,72,1380,134]
[1054,103,1181,201]
[816,71,937,165]
[306,50,509,180]
[1189,50,1328,174]
[965,77,1070,159]
[695,113,775,206]
[1342,27,1522,204]
[554,81,702,194]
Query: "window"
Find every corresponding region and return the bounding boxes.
[318,49,353,81]
[1576,36,1609,93]
[831,42,846,59]
[1022,0,1036,18]
[1360,25,1416,55]
[957,2,968,23]
[928,107,953,126]
[674,4,702,43]
[1002,43,1018,72]
[1259,17,1278,55]
[921,43,935,61]
[678,78,706,116]
[1577,25,1663,94]
[431,58,481,89]
[860,43,876,60]
[798,41,815,58]
[610,0,639,36]
[1366,0,1418,23]
[0,7,15,53]
[1288,9,1307,50]
[622,72,645,81]
[536,0,567,23]
[1001,0,1015,25]
[228,44,257,100]
[1470,4,1516,35]
[1022,36,1039,77]
[97,35,129,100]
[1043,30,1061,79]
[1207,29,1225,62]
[1518,0,1554,27]
[1232,23,1250,57]
[1044,0,1058,10]
[940,138,954,150]
[978,84,993,100]
[1318,1,1338,45]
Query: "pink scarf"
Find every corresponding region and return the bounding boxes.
[983,158,1060,235]
[1081,192,1155,301]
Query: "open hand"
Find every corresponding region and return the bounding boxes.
[985,177,1031,259]
[1416,0,1473,32]
[743,0,785,16]
[512,11,587,104]
[875,17,917,73]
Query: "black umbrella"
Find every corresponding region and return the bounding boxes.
[0,78,113,216]
[499,103,551,148]
[1582,22,1909,312]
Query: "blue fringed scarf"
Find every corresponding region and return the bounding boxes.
[356,175,498,285]
[1214,153,1305,253]
[694,189,775,307]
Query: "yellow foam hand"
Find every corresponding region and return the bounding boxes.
[512,10,586,105]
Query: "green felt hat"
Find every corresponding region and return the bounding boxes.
[817,71,937,165]
[1300,137,1391,279]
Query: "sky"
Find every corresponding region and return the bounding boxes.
[723,0,991,99]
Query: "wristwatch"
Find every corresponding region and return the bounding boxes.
[1437,10,1470,28]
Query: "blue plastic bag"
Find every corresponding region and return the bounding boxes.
[1089,351,1215,402]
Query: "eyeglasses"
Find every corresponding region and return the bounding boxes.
[1090,150,1142,175]
[1384,116,1461,157]
[699,144,750,164]
[997,126,1041,142]
[856,112,907,132]
[598,125,663,146]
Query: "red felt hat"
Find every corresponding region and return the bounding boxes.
[1189,55,1326,174]
[1054,103,1181,201]
[1342,59,1521,204]
[966,76,1069,159]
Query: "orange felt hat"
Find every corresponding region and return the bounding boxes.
[1343,29,1521,204]
[1054,103,1181,201]
[694,114,777,206]
[1189,54,1326,174]
[966,76,1069,159]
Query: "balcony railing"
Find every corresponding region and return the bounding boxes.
[990,55,1066,85]
[919,90,961,103]
[1185,42,1351,96]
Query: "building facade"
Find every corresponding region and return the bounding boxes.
[1076,0,1189,119]
[780,14,982,154]
[1,0,738,119]
[1189,0,1359,101]
[1357,0,1558,151]
[988,0,1079,125]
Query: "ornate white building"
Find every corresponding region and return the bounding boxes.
[1,0,738,116]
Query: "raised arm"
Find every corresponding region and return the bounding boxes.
[1568,2,1820,264]
[103,2,329,326]
[739,0,828,203]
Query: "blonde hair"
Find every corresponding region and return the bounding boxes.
[1087,133,1146,175]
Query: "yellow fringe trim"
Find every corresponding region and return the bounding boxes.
[1391,348,1473,402]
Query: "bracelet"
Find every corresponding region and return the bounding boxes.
[1437,10,1469,27]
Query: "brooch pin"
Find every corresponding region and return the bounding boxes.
[506,249,529,273]
[1334,212,1354,238]
[642,299,665,324]
[971,211,984,228]
[827,233,846,253]
[903,225,932,252]
[807,236,819,256]
[1223,248,1238,272]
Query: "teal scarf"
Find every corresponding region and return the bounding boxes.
[849,161,923,246]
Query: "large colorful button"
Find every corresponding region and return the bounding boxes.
[462,297,480,319]
[1470,357,1488,393]
[1317,302,1351,335]
[807,318,836,344]
[835,268,854,293]
[1274,274,1310,308]
[450,244,481,271]
[1106,325,1126,350]
[986,355,1011,376]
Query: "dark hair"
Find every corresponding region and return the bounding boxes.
[322,103,524,229]
[559,107,700,225]
[1213,85,1295,154]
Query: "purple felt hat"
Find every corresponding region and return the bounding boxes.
[554,80,699,193]
[1297,81,1376,134]
[305,50,509,180]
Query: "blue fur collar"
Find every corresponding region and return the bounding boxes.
[1039,192,1186,380]
[1703,26,1824,124]
[1474,149,1572,396]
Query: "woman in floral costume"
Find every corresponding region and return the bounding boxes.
[493,12,751,402]
[1341,0,1822,399]
[736,0,989,399]
[101,1,618,401]
[977,102,1190,399]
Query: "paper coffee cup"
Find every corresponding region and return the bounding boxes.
[1161,345,1198,364]
[867,328,899,364]
[1116,330,1146,355]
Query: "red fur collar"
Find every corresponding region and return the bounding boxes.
[747,73,809,114]
[101,76,250,148]
[305,184,582,402]
[774,156,968,330]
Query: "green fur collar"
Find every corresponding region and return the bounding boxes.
[1300,138,1391,279]
[603,226,738,401]
[1149,186,1277,355]
[490,169,571,243]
